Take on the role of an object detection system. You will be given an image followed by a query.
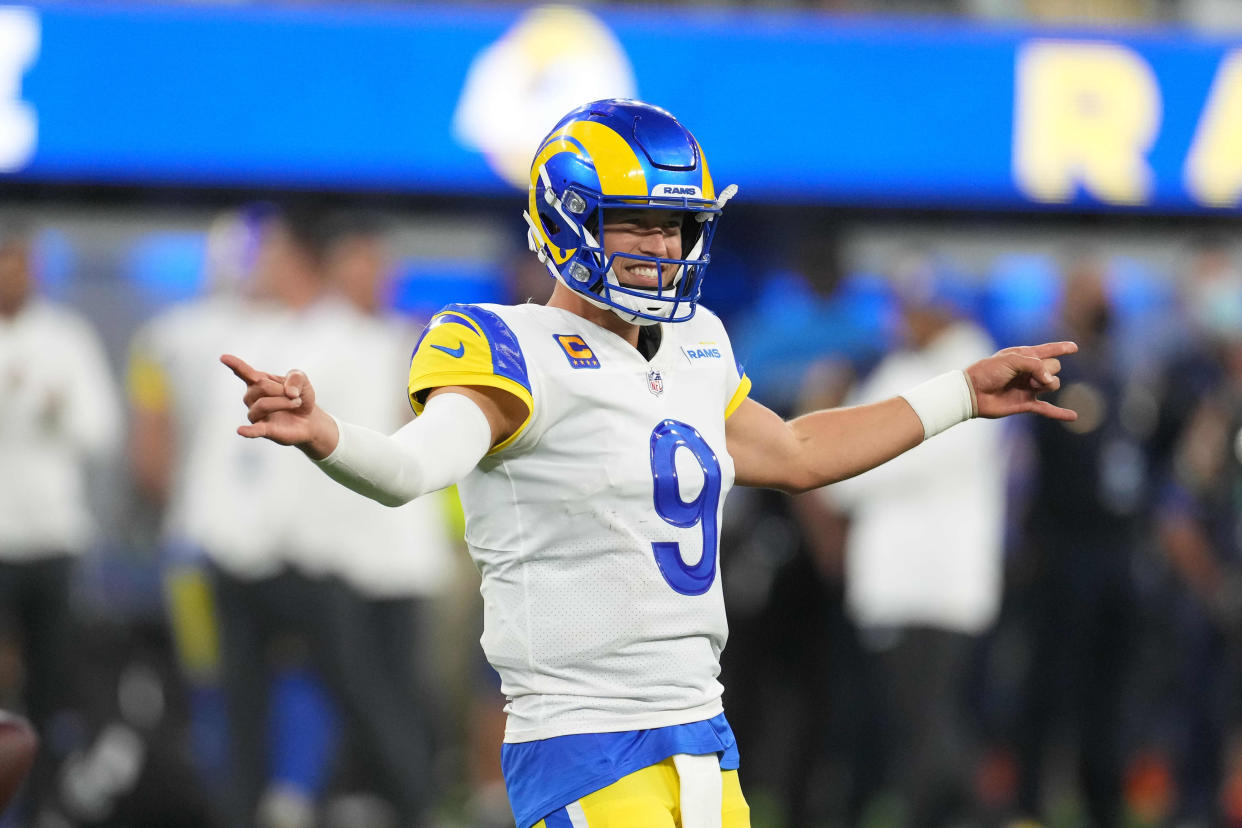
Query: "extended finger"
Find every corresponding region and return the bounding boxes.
[1027,341,1078,359]
[221,353,263,384]
[247,395,305,423]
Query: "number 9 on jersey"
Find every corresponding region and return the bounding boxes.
[649,419,723,596]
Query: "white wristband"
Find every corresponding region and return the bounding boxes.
[899,370,977,441]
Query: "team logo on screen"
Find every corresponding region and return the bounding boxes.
[554,334,600,369]
[452,5,638,188]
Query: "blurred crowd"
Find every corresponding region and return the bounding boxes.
[718,233,1242,828]
[1,200,1242,828]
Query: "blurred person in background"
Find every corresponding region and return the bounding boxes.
[724,354,858,827]
[722,232,894,826]
[128,206,264,817]
[1147,238,1242,827]
[128,204,332,828]
[720,236,867,826]
[300,210,455,827]
[129,205,440,828]
[323,211,395,317]
[129,206,352,828]
[823,252,1003,828]
[1148,236,1242,476]
[233,205,442,828]
[0,221,123,823]
[729,232,887,415]
[1010,251,1147,828]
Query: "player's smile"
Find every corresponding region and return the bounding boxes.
[602,208,684,291]
[618,262,671,290]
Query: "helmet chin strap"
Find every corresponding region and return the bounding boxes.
[610,297,663,326]
[606,264,679,325]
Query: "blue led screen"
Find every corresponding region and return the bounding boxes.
[3,3,1242,212]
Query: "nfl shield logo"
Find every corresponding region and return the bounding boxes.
[647,369,664,396]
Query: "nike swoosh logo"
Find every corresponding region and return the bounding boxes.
[430,341,466,358]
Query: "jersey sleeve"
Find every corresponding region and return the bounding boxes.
[718,318,752,419]
[408,304,534,453]
[725,353,752,419]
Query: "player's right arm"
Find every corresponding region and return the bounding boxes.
[222,300,533,507]
[220,353,525,506]
[219,355,515,456]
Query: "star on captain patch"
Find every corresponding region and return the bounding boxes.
[647,368,664,397]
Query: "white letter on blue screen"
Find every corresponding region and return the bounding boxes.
[0,6,38,172]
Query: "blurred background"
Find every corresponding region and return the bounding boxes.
[2,1,1242,827]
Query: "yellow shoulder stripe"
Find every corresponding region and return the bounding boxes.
[725,374,752,419]
[408,311,534,454]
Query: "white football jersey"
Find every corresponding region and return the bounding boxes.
[408,302,751,742]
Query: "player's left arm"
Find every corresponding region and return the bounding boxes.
[727,341,1078,494]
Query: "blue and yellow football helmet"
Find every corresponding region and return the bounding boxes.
[524,99,736,324]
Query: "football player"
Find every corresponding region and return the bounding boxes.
[223,99,1076,828]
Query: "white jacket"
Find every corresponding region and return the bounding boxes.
[0,299,121,557]
[829,322,1006,635]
